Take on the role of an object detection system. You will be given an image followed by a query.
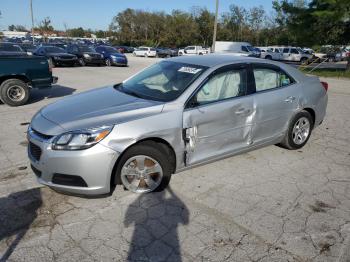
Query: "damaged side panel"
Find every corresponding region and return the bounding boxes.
[183,95,256,166]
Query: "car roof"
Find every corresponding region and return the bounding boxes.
[168,54,307,81]
[168,54,265,67]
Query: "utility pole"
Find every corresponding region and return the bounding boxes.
[211,0,219,53]
[30,0,35,44]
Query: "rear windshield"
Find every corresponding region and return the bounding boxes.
[117,61,208,102]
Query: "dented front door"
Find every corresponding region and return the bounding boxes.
[183,96,254,165]
[182,64,255,165]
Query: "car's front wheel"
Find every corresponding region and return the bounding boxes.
[105,58,112,66]
[115,142,172,193]
[280,110,313,150]
[78,58,86,66]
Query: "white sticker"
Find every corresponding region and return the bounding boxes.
[178,67,202,74]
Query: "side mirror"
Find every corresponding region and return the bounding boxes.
[187,95,199,108]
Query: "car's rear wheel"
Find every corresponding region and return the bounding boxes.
[280,111,313,150]
[0,79,30,106]
[115,142,172,193]
[265,55,272,60]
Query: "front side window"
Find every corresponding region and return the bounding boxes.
[253,67,294,92]
[195,68,247,105]
[291,48,299,54]
[118,61,207,102]
[0,44,23,52]
[45,47,66,53]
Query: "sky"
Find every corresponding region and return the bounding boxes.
[0,0,273,31]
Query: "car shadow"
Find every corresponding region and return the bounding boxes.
[0,188,42,262]
[28,85,76,104]
[124,187,189,261]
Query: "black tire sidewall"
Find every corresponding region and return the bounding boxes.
[115,142,172,193]
[0,79,30,106]
[286,111,313,149]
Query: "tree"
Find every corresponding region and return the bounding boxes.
[8,24,28,31]
[67,27,85,37]
[35,17,54,36]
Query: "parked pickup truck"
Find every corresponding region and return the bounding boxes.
[0,56,57,106]
[178,46,209,56]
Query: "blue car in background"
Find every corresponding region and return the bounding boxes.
[95,45,128,66]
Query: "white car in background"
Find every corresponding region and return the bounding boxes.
[258,47,282,60]
[178,46,209,56]
[133,47,157,57]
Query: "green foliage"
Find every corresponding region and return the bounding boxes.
[67,27,86,38]
[8,24,28,32]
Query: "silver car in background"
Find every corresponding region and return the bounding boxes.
[27,55,328,195]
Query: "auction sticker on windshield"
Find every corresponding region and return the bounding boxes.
[178,67,202,74]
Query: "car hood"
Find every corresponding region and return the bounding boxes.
[32,86,164,135]
[0,51,27,56]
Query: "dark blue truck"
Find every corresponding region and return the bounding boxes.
[0,56,57,106]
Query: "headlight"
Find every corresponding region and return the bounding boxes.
[100,54,104,58]
[83,54,90,58]
[52,126,112,150]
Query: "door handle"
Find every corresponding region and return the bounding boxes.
[235,108,250,115]
[284,96,296,103]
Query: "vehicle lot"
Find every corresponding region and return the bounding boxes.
[0,55,349,261]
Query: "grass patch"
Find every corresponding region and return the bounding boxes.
[301,68,350,78]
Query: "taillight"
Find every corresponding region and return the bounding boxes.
[321,81,328,92]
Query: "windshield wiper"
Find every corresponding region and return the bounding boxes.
[114,83,143,99]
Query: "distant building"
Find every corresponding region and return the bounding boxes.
[1,31,30,38]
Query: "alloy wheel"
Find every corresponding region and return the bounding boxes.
[292,117,310,145]
[121,155,163,193]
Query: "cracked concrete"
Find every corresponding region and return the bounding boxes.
[0,56,349,261]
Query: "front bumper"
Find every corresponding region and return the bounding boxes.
[84,57,104,64]
[111,57,128,66]
[27,129,119,195]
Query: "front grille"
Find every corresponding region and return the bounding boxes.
[31,165,42,178]
[32,128,53,140]
[52,173,88,187]
[29,142,42,161]
[61,56,74,59]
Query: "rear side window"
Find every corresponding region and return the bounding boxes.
[253,67,294,92]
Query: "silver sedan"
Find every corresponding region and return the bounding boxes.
[27,55,328,195]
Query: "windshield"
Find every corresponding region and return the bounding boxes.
[118,61,208,102]
[45,46,66,53]
[104,46,118,53]
[0,44,23,52]
[247,46,255,51]
[80,46,96,52]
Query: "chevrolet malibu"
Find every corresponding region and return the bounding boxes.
[27,55,328,195]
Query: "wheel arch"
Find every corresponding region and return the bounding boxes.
[110,137,177,186]
[303,107,316,125]
[0,75,30,87]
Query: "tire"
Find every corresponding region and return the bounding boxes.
[265,55,272,60]
[300,57,308,65]
[114,142,172,193]
[78,58,86,66]
[0,79,30,106]
[48,58,55,68]
[280,110,314,150]
[105,58,112,66]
